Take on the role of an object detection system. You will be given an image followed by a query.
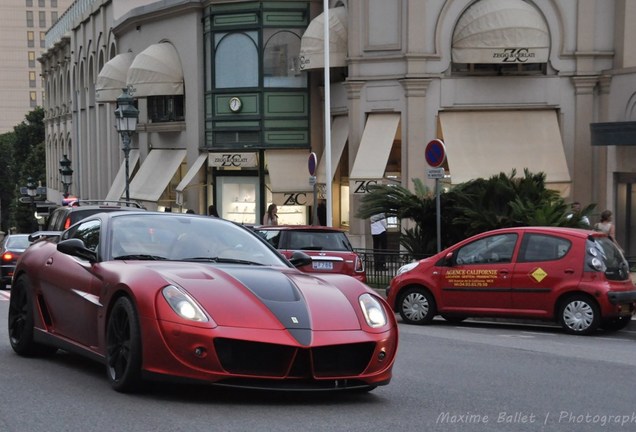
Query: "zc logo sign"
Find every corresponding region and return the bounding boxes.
[215,154,249,167]
[493,48,535,63]
[283,193,308,205]
[353,180,380,194]
[209,153,257,168]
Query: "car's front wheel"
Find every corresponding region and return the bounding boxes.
[559,295,600,335]
[398,287,436,325]
[8,277,57,356]
[106,296,142,393]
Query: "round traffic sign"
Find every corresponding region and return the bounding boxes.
[308,152,317,176]
[425,139,446,168]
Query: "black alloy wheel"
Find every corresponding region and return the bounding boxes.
[106,297,142,392]
[8,277,56,356]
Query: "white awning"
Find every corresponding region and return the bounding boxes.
[105,149,140,201]
[175,153,208,193]
[126,43,184,97]
[349,113,400,179]
[128,149,187,202]
[266,150,313,193]
[317,115,348,183]
[299,7,347,70]
[175,153,208,206]
[452,0,549,64]
[95,53,134,103]
[438,110,571,187]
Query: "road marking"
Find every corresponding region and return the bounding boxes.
[0,291,10,301]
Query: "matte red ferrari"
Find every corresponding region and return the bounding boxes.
[8,212,397,392]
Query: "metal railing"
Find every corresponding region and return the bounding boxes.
[354,249,429,289]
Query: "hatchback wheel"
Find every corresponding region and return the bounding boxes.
[559,295,599,335]
[398,287,436,325]
[106,297,142,392]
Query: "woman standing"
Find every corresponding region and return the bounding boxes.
[595,210,622,250]
[595,210,615,237]
[263,204,278,226]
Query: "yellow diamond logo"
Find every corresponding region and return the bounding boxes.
[530,267,547,283]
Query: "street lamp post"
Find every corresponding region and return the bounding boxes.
[26,177,37,231]
[114,88,139,204]
[59,154,73,198]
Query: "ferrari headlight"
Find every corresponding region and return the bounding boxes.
[396,261,419,276]
[162,285,208,322]
[359,293,387,328]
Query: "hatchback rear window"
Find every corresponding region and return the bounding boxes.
[286,231,352,251]
[587,237,630,281]
[518,233,571,262]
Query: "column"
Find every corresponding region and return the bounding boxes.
[571,75,599,206]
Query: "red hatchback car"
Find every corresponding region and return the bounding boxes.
[386,227,636,335]
[256,226,366,283]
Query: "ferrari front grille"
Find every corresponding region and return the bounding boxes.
[312,342,376,377]
[214,338,294,377]
[214,338,376,378]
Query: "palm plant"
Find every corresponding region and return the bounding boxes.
[356,169,595,257]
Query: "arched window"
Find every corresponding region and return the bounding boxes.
[263,30,306,88]
[215,32,258,88]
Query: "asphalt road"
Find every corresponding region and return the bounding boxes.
[1,290,635,432]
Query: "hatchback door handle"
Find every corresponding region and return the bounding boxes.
[564,268,575,274]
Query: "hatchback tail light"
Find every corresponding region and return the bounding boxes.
[354,254,365,273]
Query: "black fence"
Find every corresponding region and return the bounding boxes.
[354,248,429,289]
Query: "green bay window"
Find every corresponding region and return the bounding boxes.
[204,2,309,150]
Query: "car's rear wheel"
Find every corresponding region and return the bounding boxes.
[600,316,632,332]
[559,295,600,335]
[398,287,436,325]
[106,297,142,393]
[8,277,57,356]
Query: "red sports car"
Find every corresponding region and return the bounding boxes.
[386,226,636,335]
[9,212,397,392]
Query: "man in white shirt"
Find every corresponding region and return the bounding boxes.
[566,202,590,227]
[370,213,388,270]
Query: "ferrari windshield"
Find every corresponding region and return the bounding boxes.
[109,213,287,267]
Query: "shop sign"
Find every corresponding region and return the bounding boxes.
[209,153,257,168]
[350,179,382,194]
[491,48,548,63]
[272,192,309,206]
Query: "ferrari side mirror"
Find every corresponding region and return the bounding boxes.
[289,250,312,268]
[57,238,97,263]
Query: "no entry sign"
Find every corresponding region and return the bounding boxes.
[425,139,446,168]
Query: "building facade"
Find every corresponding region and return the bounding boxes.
[40,0,636,256]
[0,0,75,133]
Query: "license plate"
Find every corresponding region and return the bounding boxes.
[312,261,333,270]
